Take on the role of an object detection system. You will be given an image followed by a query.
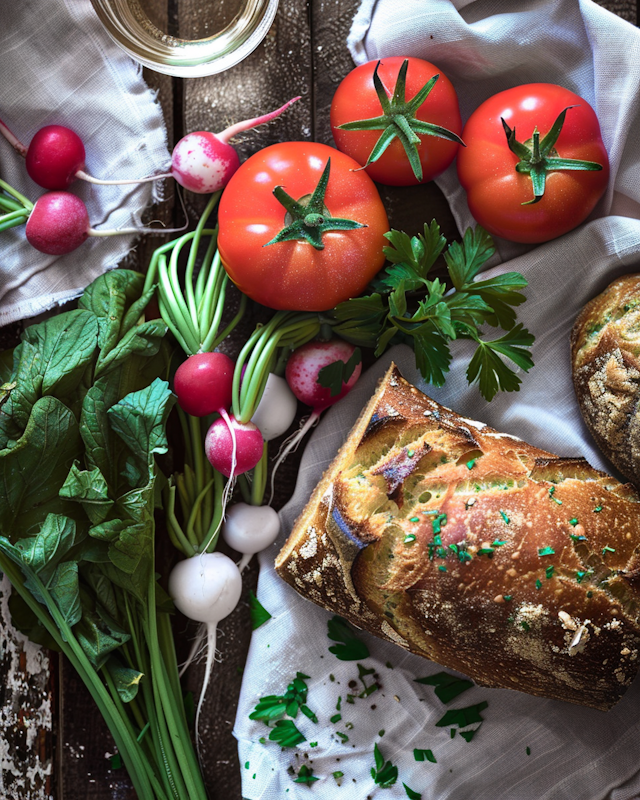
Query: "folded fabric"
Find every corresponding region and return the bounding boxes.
[235,1,640,798]
[0,0,170,326]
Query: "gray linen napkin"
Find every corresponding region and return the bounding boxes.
[235,1,640,798]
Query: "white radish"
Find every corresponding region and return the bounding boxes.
[222,503,281,571]
[250,373,298,441]
[168,552,242,737]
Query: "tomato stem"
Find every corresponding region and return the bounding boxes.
[264,159,365,250]
[336,59,465,182]
[502,106,604,205]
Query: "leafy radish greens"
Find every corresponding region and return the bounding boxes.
[330,222,534,401]
[0,270,208,800]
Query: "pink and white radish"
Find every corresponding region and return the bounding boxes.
[168,552,242,735]
[249,373,298,441]
[269,340,362,500]
[204,416,263,478]
[22,190,187,255]
[222,503,281,571]
[0,97,299,192]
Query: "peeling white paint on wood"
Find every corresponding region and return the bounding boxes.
[0,575,53,799]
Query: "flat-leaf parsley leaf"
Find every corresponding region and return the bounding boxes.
[327,615,370,661]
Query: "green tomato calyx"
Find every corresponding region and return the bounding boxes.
[265,158,365,251]
[502,106,604,205]
[337,59,465,182]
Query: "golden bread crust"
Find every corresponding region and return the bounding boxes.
[275,364,640,710]
[572,273,640,484]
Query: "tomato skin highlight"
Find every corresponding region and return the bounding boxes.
[217,141,389,311]
[330,56,462,186]
[457,83,609,244]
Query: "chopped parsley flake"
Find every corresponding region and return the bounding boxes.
[245,762,250,769]
[526,746,531,756]
[330,713,342,724]
[576,571,586,583]
[570,534,587,542]
[248,591,272,630]
[436,702,488,741]
[336,731,349,743]
[503,595,512,602]
[492,540,507,547]
[408,449,415,457]
[602,545,616,555]
[336,696,342,711]
[432,513,447,534]
[546,565,555,579]
[538,547,555,557]
[294,764,319,785]
[548,486,562,505]
[466,459,476,470]
[409,516,420,523]
[268,720,305,748]
[404,784,422,800]
[371,743,398,788]
[438,565,447,572]
[333,771,344,781]
[521,621,530,631]
[404,533,417,544]
[415,672,474,703]
[477,547,495,557]
[594,505,603,512]
[414,748,437,763]
[499,511,510,524]
[586,591,593,598]
[379,729,385,737]
[310,742,318,747]
[535,579,542,590]
[569,518,578,527]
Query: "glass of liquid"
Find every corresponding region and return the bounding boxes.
[89,0,279,78]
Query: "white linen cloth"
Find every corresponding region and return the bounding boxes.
[235,1,640,798]
[0,0,171,326]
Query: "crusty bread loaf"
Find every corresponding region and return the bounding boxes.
[275,364,640,710]
[572,273,640,486]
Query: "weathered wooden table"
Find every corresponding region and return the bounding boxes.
[0,0,637,797]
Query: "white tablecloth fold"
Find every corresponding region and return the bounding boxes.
[0,0,171,325]
[236,1,640,798]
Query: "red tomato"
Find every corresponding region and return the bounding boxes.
[330,56,463,186]
[457,83,609,244]
[217,142,389,311]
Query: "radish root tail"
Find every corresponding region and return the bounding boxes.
[268,411,320,505]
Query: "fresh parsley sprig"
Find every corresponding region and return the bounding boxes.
[330,222,535,401]
[371,743,398,788]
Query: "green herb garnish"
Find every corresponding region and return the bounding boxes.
[294,764,319,785]
[415,671,474,704]
[404,784,422,800]
[327,615,370,661]
[371,743,398,788]
[538,547,555,557]
[499,511,510,524]
[330,223,534,401]
[248,590,272,630]
[546,565,555,579]
[435,701,488,740]
[269,720,305,748]
[249,672,316,724]
[413,748,437,763]
[404,533,417,545]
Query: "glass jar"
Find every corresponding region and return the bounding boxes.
[89,0,279,78]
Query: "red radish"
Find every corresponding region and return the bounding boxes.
[204,415,263,478]
[21,190,187,256]
[269,340,362,501]
[174,352,234,417]
[0,97,299,192]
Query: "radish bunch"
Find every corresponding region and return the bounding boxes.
[0,97,298,192]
